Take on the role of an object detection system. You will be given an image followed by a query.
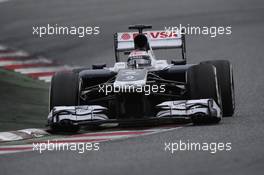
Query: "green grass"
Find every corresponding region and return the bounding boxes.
[0,69,49,131]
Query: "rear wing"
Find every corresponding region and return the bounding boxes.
[114,30,186,62]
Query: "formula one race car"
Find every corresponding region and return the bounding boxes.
[48,25,235,132]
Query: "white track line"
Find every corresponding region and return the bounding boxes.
[0,128,49,142]
[0,45,79,83]
[0,50,29,57]
[38,76,53,82]
[0,132,23,141]
[0,126,183,154]
[0,130,148,154]
[54,131,149,142]
[0,58,52,66]
[15,66,71,74]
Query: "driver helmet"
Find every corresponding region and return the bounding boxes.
[127,51,151,68]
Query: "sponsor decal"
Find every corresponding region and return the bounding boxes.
[121,33,131,40]
[119,30,179,41]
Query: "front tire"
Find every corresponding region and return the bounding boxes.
[49,71,81,133]
[201,60,235,116]
[187,64,222,124]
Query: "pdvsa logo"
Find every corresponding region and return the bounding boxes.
[121,33,131,40]
[120,31,178,41]
[133,31,178,39]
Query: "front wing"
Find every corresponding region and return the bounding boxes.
[47,99,222,127]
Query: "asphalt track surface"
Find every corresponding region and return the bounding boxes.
[1,0,264,174]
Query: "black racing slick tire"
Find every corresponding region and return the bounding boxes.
[49,71,81,133]
[187,64,221,124]
[201,60,235,117]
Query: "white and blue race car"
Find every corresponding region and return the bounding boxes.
[48,25,235,132]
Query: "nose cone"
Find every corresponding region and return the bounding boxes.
[114,69,148,89]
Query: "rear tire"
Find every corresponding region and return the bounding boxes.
[187,64,221,124]
[49,71,81,133]
[201,60,235,116]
